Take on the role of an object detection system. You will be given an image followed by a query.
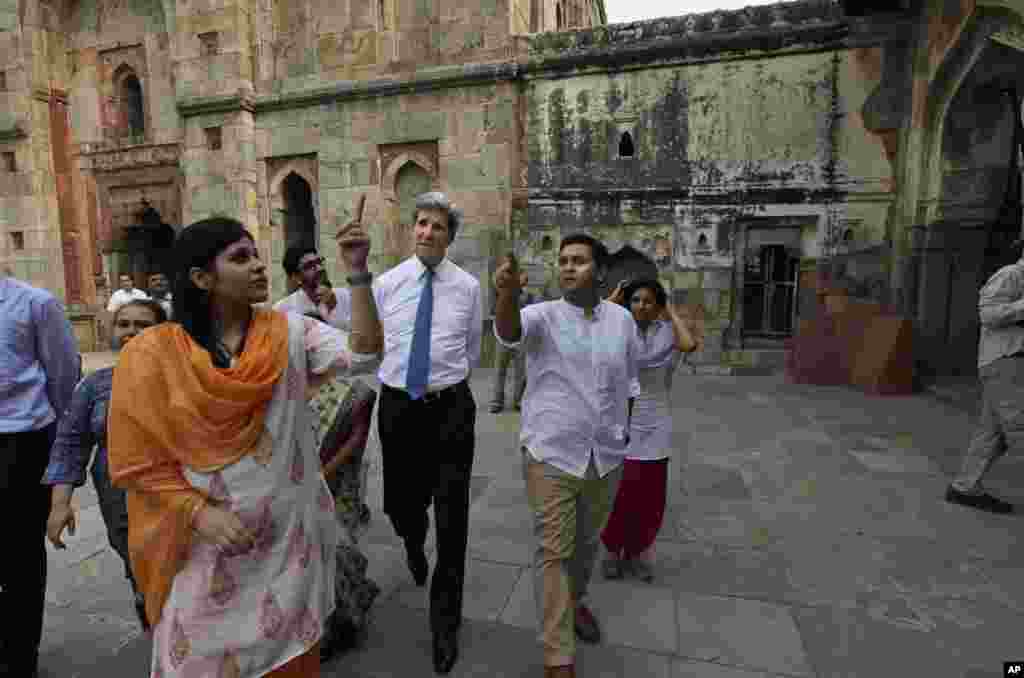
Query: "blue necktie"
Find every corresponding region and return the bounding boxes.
[406,267,434,400]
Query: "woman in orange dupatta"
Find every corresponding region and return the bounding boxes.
[108,217,378,678]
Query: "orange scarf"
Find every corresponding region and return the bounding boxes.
[108,308,290,626]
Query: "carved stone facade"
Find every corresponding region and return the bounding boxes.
[0,0,1020,374]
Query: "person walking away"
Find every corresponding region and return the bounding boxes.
[945,253,1024,513]
[335,191,483,675]
[600,279,696,582]
[493,235,639,678]
[107,216,381,677]
[0,270,80,677]
[43,299,168,630]
[490,261,534,413]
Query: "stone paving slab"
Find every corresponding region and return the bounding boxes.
[676,594,812,677]
[37,365,1024,678]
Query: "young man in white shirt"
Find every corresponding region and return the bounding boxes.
[147,272,173,319]
[273,245,353,329]
[106,274,149,313]
[493,234,639,678]
[336,191,483,675]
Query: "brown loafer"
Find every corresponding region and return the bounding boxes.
[574,603,601,643]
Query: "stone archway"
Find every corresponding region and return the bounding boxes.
[379,150,440,268]
[121,204,176,281]
[281,172,317,251]
[265,156,319,297]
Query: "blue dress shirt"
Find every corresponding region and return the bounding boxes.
[0,276,80,433]
[41,367,112,487]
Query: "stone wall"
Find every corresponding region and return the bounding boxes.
[521,0,895,361]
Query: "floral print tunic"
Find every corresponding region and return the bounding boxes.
[148,314,347,677]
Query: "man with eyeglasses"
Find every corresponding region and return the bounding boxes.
[274,245,352,329]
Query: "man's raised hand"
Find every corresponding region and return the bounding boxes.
[336,194,371,273]
[493,253,521,296]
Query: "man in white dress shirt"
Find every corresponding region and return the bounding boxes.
[146,272,173,319]
[493,233,638,678]
[336,191,483,675]
[274,244,353,329]
[106,274,149,313]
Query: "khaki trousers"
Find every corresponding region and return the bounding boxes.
[952,355,1024,493]
[522,450,622,667]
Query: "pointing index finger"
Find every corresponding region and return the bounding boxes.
[354,194,366,224]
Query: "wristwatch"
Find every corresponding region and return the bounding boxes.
[346,271,373,287]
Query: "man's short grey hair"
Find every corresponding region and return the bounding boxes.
[414,191,462,240]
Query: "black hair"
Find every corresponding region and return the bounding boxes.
[170,217,254,368]
[113,298,169,325]
[558,233,610,269]
[623,278,667,308]
[282,244,318,276]
[304,311,325,322]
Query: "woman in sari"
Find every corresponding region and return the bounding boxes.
[303,304,380,662]
[43,298,169,631]
[601,279,696,582]
[108,216,378,677]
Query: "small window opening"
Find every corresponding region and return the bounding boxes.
[205,127,223,150]
[0,71,7,91]
[556,1,564,29]
[697,233,708,249]
[618,131,635,158]
[121,74,145,137]
[10,230,24,251]
[541,235,553,251]
[2,152,15,172]
[199,31,220,56]
[842,228,854,242]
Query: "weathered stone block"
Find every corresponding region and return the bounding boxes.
[444,156,487,189]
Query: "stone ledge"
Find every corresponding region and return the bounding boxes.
[248,63,522,114]
[523,20,852,78]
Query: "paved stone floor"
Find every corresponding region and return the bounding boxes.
[39,360,1024,677]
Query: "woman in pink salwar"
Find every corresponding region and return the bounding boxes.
[108,216,381,677]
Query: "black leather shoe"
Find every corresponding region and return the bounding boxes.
[406,543,429,586]
[432,628,459,675]
[945,485,1014,514]
[134,591,150,632]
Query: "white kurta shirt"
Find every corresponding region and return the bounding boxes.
[370,256,484,391]
[628,319,679,461]
[274,288,353,331]
[496,299,640,479]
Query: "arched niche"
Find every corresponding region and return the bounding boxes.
[112,64,146,141]
[280,172,317,252]
[379,152,440,265]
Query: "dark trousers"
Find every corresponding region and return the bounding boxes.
[0,424,55,675]
[91,450,135,588]
[378,380,476,635]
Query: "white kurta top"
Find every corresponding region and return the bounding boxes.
[496,299,640,478]
[627,320,679,461]
[274,287,353,331]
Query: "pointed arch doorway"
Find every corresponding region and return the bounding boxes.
[282,172,317,252]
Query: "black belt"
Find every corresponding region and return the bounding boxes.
[383,380,466,404]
